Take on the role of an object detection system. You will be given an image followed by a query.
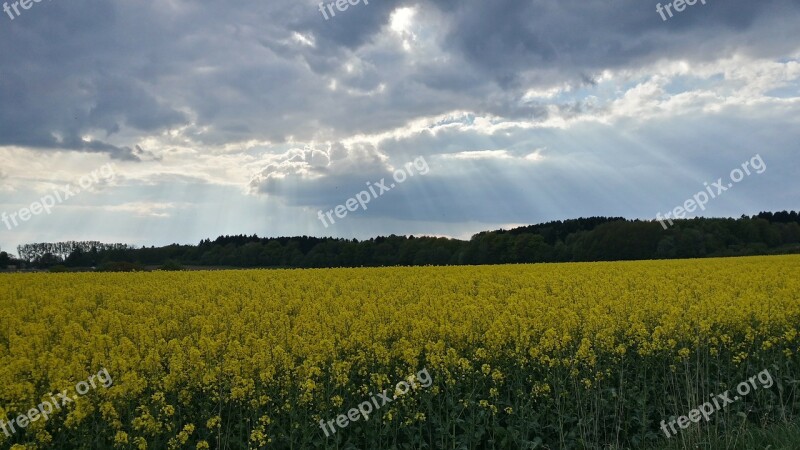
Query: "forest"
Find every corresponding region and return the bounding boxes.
[3,211,799,271]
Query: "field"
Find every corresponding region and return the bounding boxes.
[1,255,800,449]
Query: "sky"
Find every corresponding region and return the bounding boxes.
[0,0,799,254]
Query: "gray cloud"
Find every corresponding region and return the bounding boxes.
[1,0,795,150]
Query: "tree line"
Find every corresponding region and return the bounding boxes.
[14,241,135,265]
[2,211,799,271]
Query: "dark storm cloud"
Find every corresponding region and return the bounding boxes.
[0,0,798,152]
[0,0,190,160]
[429,0,800,87]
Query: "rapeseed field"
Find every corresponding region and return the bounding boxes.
[1,256,799,449]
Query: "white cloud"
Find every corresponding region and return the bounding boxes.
[107,202,183,218]
[442,150,512,160]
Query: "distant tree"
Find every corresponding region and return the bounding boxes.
[655,236,677,259]
[158,260,184,271]
[0,251,11,267]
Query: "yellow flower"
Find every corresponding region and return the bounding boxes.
[206,416,221,430]
[114,431,129,445]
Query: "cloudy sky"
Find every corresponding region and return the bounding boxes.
[0,0,798,253]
